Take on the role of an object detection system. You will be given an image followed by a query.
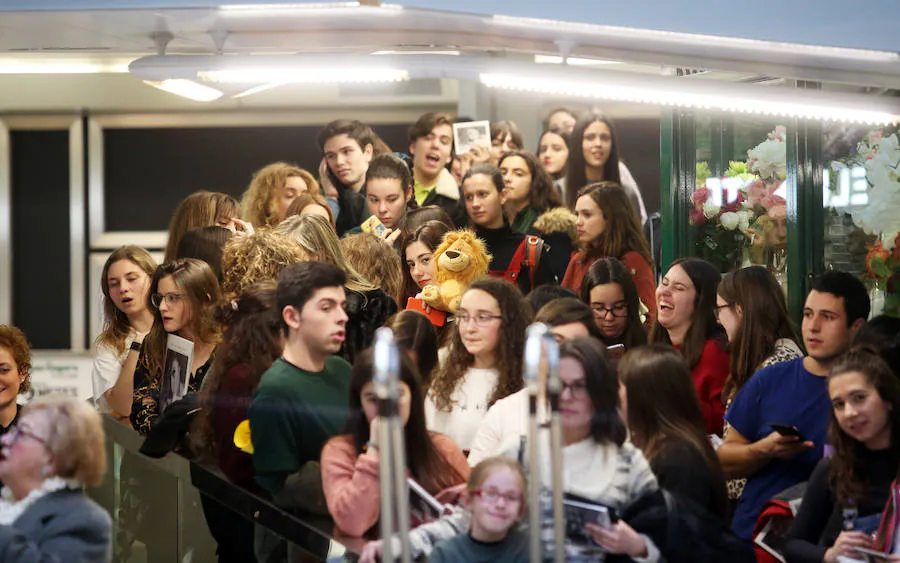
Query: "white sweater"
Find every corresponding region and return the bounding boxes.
[425,367,498,451]
[467,387,530,466]
[90,329,141,412]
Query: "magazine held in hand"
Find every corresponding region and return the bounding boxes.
[160,334,193,410]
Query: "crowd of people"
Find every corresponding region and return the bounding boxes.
[0,106,896,562]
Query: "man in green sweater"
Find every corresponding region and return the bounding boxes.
[249,261,353,496]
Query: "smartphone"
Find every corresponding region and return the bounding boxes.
[770,423,806,442]
[854,547,890,560]
[606,344,626,361]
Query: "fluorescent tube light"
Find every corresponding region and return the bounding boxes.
[219,2,359,10]
[0,61,131,74]
[232,82,285,98]
[144,80,224,102]
[534,55,621,66]
[198,67,409,84]
[479,72,899,124]
[372,50,460,56]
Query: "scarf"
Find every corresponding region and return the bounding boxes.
[0,477,82,525]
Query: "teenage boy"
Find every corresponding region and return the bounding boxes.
[718,271,870,542]
[348,154,416,244]
[408,112,467,227]
[462,163,555,295]
[317,119,380,236]
[249,262,353,496]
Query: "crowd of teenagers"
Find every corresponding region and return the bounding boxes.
[0,107,898,563]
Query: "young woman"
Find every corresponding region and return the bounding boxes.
[0,398,110,561]
[538,128,570,186]
[716,266,803,503]
[580,257,648,350]
[619,345,728,519]
[562,183,656,324]
[340,233,403,306]
[164,191,241,262]
[92,245,157,415]
[428,457,529,563]
[489,121,523,165]
[284,191,336,227]
[426,277,532,451]
[241,162,319,228]
[462,164,554,294]
[565,112,647,225]
[498,151,564,234]
[130,258,221,435]
[321,349,469,537]
[0,326,31,439]
[275,213,397,363]
[784,347,900,562]
[398,220,453,308]
[651,258,730,436]
[534,297,605,343]
[384,310,440,387]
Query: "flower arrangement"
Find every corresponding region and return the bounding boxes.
[689,126,788,273]
[833,127,900,317]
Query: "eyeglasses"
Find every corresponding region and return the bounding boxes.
[591,303,628,319]
[714,303,731,321]
[151,292,186,308]
[561,380,589,399]
[5,425,48,447]
[471,489,523,505]
[456,313,503,327]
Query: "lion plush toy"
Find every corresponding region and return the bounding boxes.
[421,230,491,313]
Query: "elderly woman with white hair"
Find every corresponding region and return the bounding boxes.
[0,397,111,562]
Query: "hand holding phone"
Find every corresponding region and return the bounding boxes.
[770,423,806,442]
[854,546,890,560]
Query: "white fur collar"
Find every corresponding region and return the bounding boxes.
[0,477,82,525]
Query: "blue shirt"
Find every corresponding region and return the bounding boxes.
[725,358,831,541]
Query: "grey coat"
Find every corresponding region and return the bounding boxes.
[0,489,111,563]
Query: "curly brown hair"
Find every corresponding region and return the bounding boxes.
[428,277,531,412]
[191,281,281,462]
[0,325,32,394]
[241,162,320,228]
[340,233,402,305]
[828,347,900,507]
[221,229,306,297]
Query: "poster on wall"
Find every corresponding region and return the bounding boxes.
[28,353,94,402]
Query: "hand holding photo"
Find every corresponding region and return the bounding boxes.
[453,120,491,156]
[161,334,194,411]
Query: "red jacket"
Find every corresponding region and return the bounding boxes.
[561,250,657,325]
[676,339,729,436]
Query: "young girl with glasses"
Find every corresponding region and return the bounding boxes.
[428,457,529,563]
[130,258,221,434]
[580,257,648,350]
[425,277,532,452]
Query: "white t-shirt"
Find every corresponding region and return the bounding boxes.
[467,387,531,466]
[91,329,141,413]
[425,367,498,451]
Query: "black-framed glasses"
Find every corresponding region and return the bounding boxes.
[591,302,628,319]
[150,292,186,308]
[6,425,48,447]
[457,313,503,327]
[561,380,589,399]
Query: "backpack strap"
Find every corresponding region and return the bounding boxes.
[523,235,544,290]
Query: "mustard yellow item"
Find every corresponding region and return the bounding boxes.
[233,419,254,454]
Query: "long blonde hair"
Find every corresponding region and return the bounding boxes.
[241,162,320,228]
[97,246,158,355]
[274,214,378,295]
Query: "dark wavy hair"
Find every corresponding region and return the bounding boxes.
[143,258,222,379]
[534,297,604,342]
[580,257,647,349]
[854,315,900,377]
[827,347,900,507]
[651,258,726,370]
[619,345,727,517]
[575,183,651,264]
[498,150,563,213]
[344,348,464,495]
[559,337,626,446]
[397,220,453,307]
[718,266,800,404]
[190,281,280,461]
[565,113,621,209]
[429,277,532,411]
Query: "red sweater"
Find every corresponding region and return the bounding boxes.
[676,339,730,437]
[210,363,261,492]
[561,250,657,325]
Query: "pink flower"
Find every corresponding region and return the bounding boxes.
[747,180,767,206]
[690,208,708,226]
[692,186,710,208]
[722,191,745,213]
[761,194,787,211]
[770,125,787,142]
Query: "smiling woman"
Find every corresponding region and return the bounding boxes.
[0,326,31,444]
